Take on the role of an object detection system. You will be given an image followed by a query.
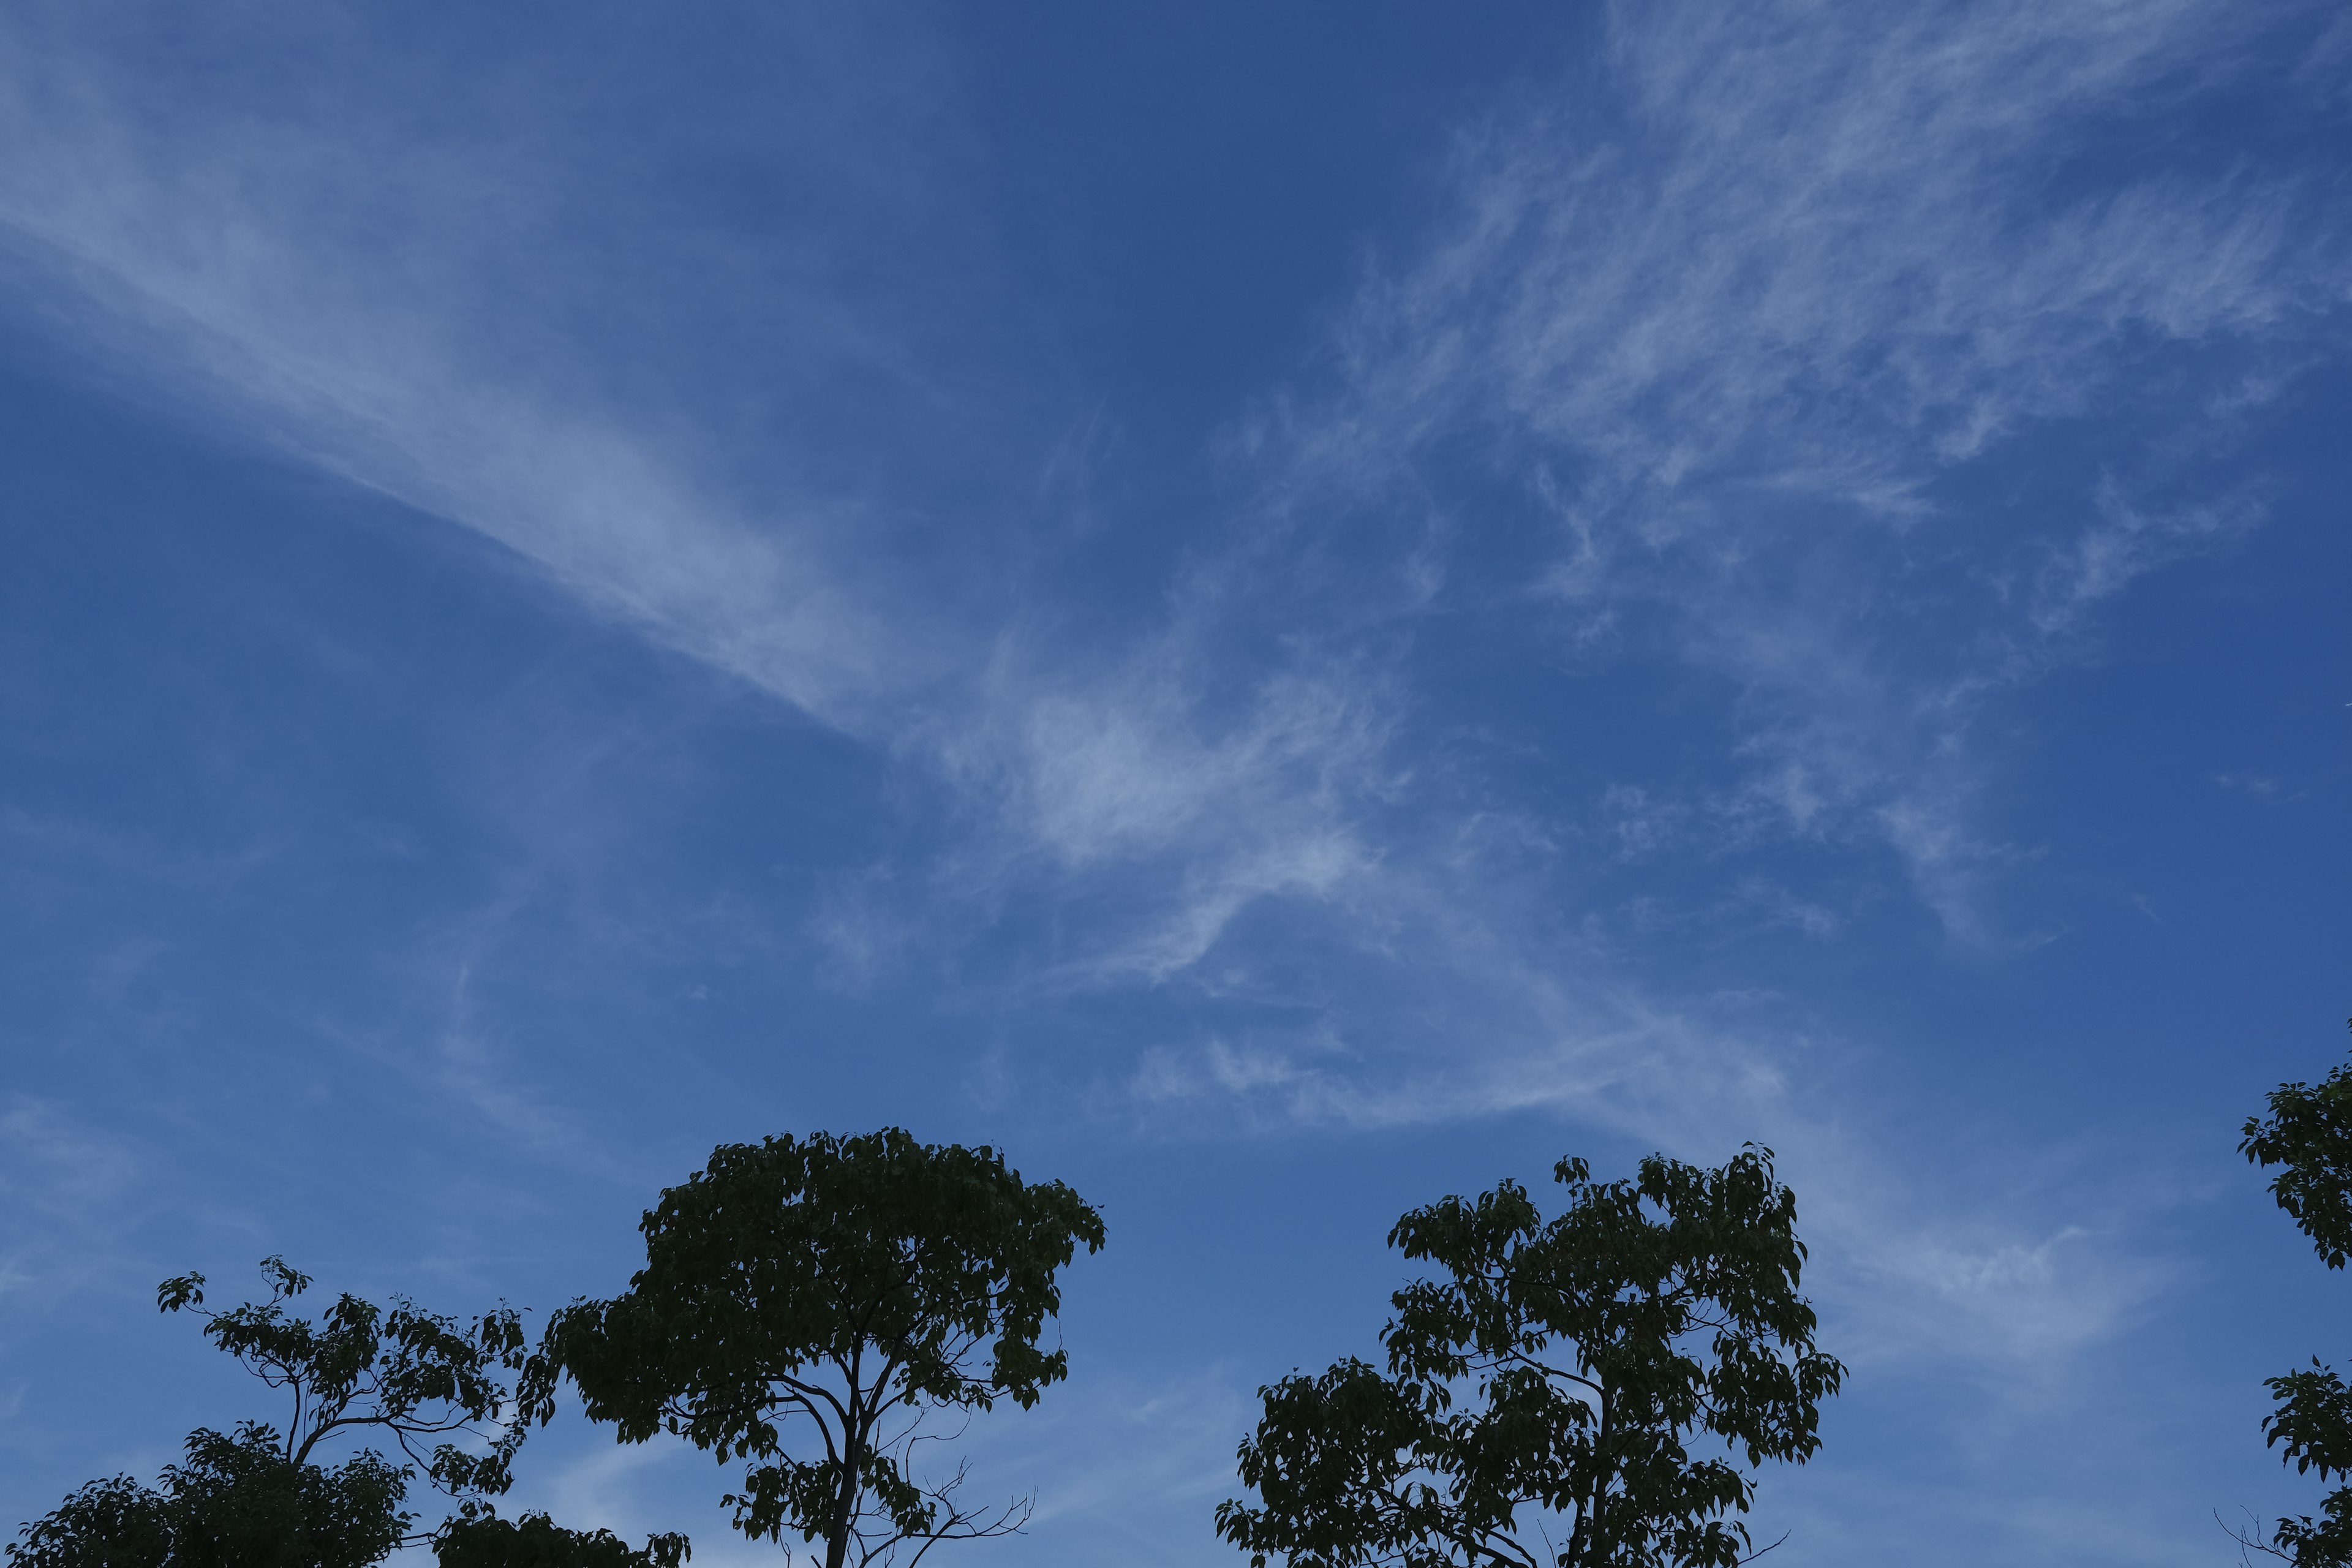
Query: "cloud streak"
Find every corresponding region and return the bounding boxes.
[0,0,2335,1420]
[0,3,991,733]
[1247,0,2343,936]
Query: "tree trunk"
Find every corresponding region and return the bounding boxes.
[826,1432,862,1568]
[1577,1384,1615,1567]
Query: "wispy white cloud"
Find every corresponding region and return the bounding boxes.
[2,0,2332,981]
[2025,478,2267,643]
[0,4,976,733]
[1249,0,2344,938]
[984,1370,1257,1564]
[0,1098,143,1300]
[0,807,282,892]
[965,651,1398,982]
[0,1,1404,1000]
[1100,873,2183,1376]
[0,0,2327,1413]
[2214,771,2302,804]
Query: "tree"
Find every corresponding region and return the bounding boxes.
[2236,1020,2352,1566]
[434,1507,690,1568]
[8,1257,660,1568]
[1216,1147,1843,1568]
[530,1129,1107,1568]
[156,1256,532,1498]
[7,1423,409,1568]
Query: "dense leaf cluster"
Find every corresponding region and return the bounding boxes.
[7,1259,684,1568]
[2242,1021,2352,1566]
[434,1509,690,1568]
[2244,1036,2352,1272]
[532,1129,1106,1568]
[7,1422,409,1568]
[1217,1147,1842,1568]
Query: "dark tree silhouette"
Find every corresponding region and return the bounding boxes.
[1218,1147,1842,1568]
[7,1423,409,1568]
[9,1258,683,1568]
[2235,1020,2352,1566]
[10,1259,524,1567]
[156,1256,531,1496]
[530,1129,1106,1568]
[434,1507,689,1567]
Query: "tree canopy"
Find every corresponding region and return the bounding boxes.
[7,1251,527,1568]
[1216,1147,1842,1568]
[434,1508,690,1568]
[2239,1020,2352,1566]
[156,1255,531,1496]
[532,1128,1107,1568]
[6,1130,1858,1566]
[9,1257,682,1568]
[7,1423,409,1568]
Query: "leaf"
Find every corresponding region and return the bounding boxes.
[547,1129,1102,1567]
[1221,1149,1841,1568]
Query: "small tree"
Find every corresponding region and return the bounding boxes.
[7,1423,409,1568]
[9,1257,688,1568]
[9,1258,530,1567]
[156,1256,531,1496]
[532,1129,1107,1568]
[2236,1020,2352,1566]
[1216,1147,1843,1568]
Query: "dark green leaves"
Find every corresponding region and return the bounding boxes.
[2245,1024,2352,1271]
[538,1129,1104,1568]
[14,1260,682,1568]
[2244,1022,2352,1566]
[159,1256,532,1496]
[1220,1359,1450,1568]
[5,1423,410,1568]
[1218,1147,1841,1568]
[2268,1363,2352,1483]
[2272,1493,2352,1568]
[434,1509,690,1568]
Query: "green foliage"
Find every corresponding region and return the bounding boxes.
[1217,1147,1842,1568]
[2271,1493,2352,1568]
[530,1129,1106,1568]
[6,1422,410,1568]
[2244,1030,2352,1272]
[434,1507,689,1568]
[7,1259,567,1568]
[2241,1021,2352,1566]
[157,1256,531,1496]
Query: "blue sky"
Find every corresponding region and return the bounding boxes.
[1,2,2348,1562]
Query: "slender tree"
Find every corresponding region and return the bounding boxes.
[9,1258,528,1567]
[1217,1147,1842,1568]
[531,1129,1106,1568]
[10,1257,685,1568]
[2236,1020,2352,1566]
[156,1256,532,1496]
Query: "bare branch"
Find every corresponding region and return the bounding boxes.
[2217,1507,2296,1564]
